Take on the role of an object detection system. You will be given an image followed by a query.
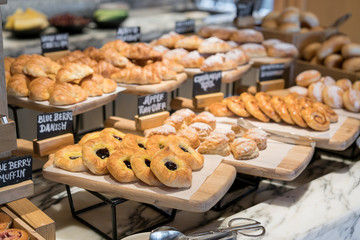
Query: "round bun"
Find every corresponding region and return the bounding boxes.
[296,70,321,87]
[0,212,12,229]
[300,11,319,28]
[0,228,29,240]
[267,42,298,58]
[336,78,352,91]
[343,89,360,112]
[353,80,360,91]
[320,76,336,86]
[324,54,343,68]
[302,42,322,61]
[322,85,344,109]
[308,81,325,102]
[278,22,300,33]
[230,29,264,44]
[150,147,192,188]
[288,86,308,96]
[54,144,88,172]
[317,35,351,60]
[341,43,360,58]
[107,148,138,183]
[278,10,300,23]
[130,149,162,186]
[342,57,360,71]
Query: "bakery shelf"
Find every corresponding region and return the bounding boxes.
[0,180,34,205]
[0,120,17,157]
[251,56,294,68]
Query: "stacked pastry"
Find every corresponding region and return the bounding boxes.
[208,91,336,131]
[53,127,204,188]
[0,211,29,240]
[261,6,321,33]
[301,34,360,72]
[293,70,360,112]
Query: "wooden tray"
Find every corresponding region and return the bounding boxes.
[7,87,125,116]
[42,157,236,212]
[118,73,188,96]
[185,64,252,84]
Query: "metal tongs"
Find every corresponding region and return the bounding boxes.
[237,118,316,147]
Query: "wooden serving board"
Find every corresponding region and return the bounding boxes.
[42,157,236,213]
[251,56,293,68]
[185,64,252,84]
[118,72,188,96]
[7,87,125,116]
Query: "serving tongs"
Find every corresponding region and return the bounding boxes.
[237,118,316,147]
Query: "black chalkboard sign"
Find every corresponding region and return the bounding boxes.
[0,155,32,188]
[137,92,167,117]
[175,19,195,34]
[37,110,73,141]
[41,33,69,54]
[193,71,222,97]
[259,63,285,81]
[236,1,254,17]
[116,26,141,42]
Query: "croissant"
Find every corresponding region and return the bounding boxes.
[125,43,162,61]
[56,62,94,83]
[49,82,88,105]
[200,53,237,72]
[111,65,161,85]
[150,61,177,80]
[10,54,32,75]
[162,58,184,73]
[72,57,98,69]
[80,77,103,97]
[57,50,87,65]
[93,48,129,68]
[174,35,204,50]
[101,39,130,56]
[4,57,14,86]
[23,55,61,78]
[92,60,121,78]
[181,51,204,68]
[7,74,30,97]
[150,31,185,49]
[28,76,55,101]
[83,46,101,59]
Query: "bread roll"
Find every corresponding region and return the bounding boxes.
[267,42,298,58]
[322,85,344,108]
[341,43,360,58]
[278,22,300,33]
[323,54,343,68]
[302,42,322,61]
[343,89,360,112]
[317,35,351,60]
[295,70,321,87]
[300,11,319,28]
[336,78,352,91]
[342,57,360,71]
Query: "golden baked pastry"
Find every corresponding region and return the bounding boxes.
[240,43,267,58]
[151,31,185,49]
[323,54,343,68]
[78,131,101,146]
[130,149,162,186]
[295,70,321,87]
[312,102,338,123]
[122,134,147,151]
[200,53,238,72]
[300,11,319,28]
[307,81,325,103]
[213,128,235,142]
[322,85,344,109]
[188,122,213,142]
[320,76,336,86]
[7,74,30,97]
[181,51,204,68]
[101,39,130,56]
[317,34,351,60]
[243,128,268,150]
[82,135,119,175]
[225,48,249,66]
[302,42,322,61]
[224,96,250,117]
[198,37,232,54]
[210,26,237,41]
[56,62,94,83]
[162,58,185,73]
[230,137,259,160]
[278,22,300,33]
[298,96,314,109]
[240,92,270,122]
[54,144,88,172]
[267,43,298,58]
[162,48,189,65]
[0,228,29,240]
[198,25,223,38]
[100,128,126,144]
[93,60,121,79]
[146,135,169,157]
[10,54,32,75]
[341,43,360,58]
[283,93,298,105]
[353,81,360,91]
[49,82,88,106]
[198,132,230,156]
[93,48,129,68]
[23,55,61,78]
[144,124,176,138]
[175,35,204,50]
[230,29,264,44]
[107,147,138,183]
[111,65,161,85]
[336,78,352,91]
[163,115,186,131]
[150,147,192,188]
[208,102,235,117]
[150,61,177,80]
[255,92,281,122]
[57,50,87,65]
[0,212,12,229]
[342,57,360,72]
[126,43,162,61]
[287,101,308,128]
[261,19,278,29]
[191,111,216,130]
[343,89,360,112]
[80,77,103,97]
[176,127,200,149]
[168,135,204,170]
[28,76,55,101]
[172,108,196,125]
[301,107,330,131]
[270,96,294,124]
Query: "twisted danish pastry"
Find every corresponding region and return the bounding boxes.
[107,148,138,183]
[255,92,281,122]
[270,96,294,124]
[301,107,330,131]
[224,96,250,117]
[240,93,269,122]
[131,149,162,186]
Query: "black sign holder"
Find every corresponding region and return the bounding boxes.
[192,71,224,108]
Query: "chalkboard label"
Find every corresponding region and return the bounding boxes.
[175,19,195,34]
[137,92,167,117]
[0,155,32,188]
[37,110,73,141]
[41,33,69,54]
[193,71,222,97]
[116,26,141,42]
[259,63,285,81]
[236,2,254,17]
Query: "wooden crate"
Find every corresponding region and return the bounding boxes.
[0,121,17,159]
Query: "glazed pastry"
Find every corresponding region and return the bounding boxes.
[177,127,200,149]
[240,92,269,122]
[162,48,189,65]
[341,43,360,58]
[320,76,336,86]
[78,131,101,146]
[307,81,325,102]
[100,128,126,144]
[324,54,343,68]
[0,228,29,240]
[312,102,338,123]
[168,135,204,171]
[122,134,147,151]
[208,102,234,117]
[255,92,281,122]
[7,74,30,97]
[130,149,162,186]
[284,93,297,105]
[230,137,259,160]
[107,148,138,183]
[188,122,213,142]
[267,43,298,58]
[146,135,169,157]
[317,35,351,60]
[200,53,238,72]
[230,29,264,44]
[224,96,250,117]
[300,11,319,28]
[287,100,308,128]
[82,135,119,175]
[197,37,232,54]
[343,89,360,112]
[181,51,204,68]
[288,86,308,96]
[225,48,249,65]
[144,124,176,138]
[151,31,185,49]
[163,114,186,131]
[54,144,88,172]
[301,107,330,131]
[191,111,216,129]
[270,96,294,124]
[336,78,352,91]
[302,42,322,61]
[23,55,61,77]
[243,128,268,150]
[150,147,192,188]
[175,35,204,50]
[322,85,344,109]
[298,96,314,109]
[56,62,94,83]
[353,81,360,91]
[213,128,235,142]
[198,132,231,156]
[342,57,360,72]
[240,43,267,58]
[295,70,321,87]
[110,65,161,85]
[0,212,12,229]
[172,108,196,125]
[49,82,88,106]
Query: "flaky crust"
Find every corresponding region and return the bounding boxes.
[110,65,161,85]
[240,93,270,122]
[255,92,281,122]
[230,137,259,160]
[270,96,294,124]
[100,128,126,144]
[80,77,103,97]
[191,111,216,130]
[301,107,330,131]
[23,55,61,78]
[188,122,212,142]
[7,74,30,97]
[208,102,235,117]
[177,127,200,149]
[54,144,87,172]
[144,124,176,138]
[172,108,196,125]
[175,35,204,50]
[224,96,250,117]
[78,131,101,146]
[146,135,169,157]
[28,76,55,101]
[125,43,162,61]
[312,102,338,123]
[243,128,268,150]
[198,132,230,156]
[10,54,32,75]
[240,43,267,58]
[287,101,308,128]
[198,37,232,54]
[49,82,88,106]
[107,148,138,183]
[151,31,185,49]
[200,53,238,72]
[130,149,162,186]
[56,62,94,83]
[181,51,204,68]
[122,134,147,151]
[230,29,264,44]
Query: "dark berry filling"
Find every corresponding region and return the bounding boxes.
[145,159,151,167]
[96,148,110,159]
[124,160,132,169]
[159,144,165,149]
[114,135,122,141]
[180,146,189,153]
[165,161,177,171]
[138,143,146,149]
[69,156,80,160]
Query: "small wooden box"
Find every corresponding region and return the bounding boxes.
[0,121,17,159]
[135,111,170,131]
[33,133,74,157]
[193,92,224,108]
